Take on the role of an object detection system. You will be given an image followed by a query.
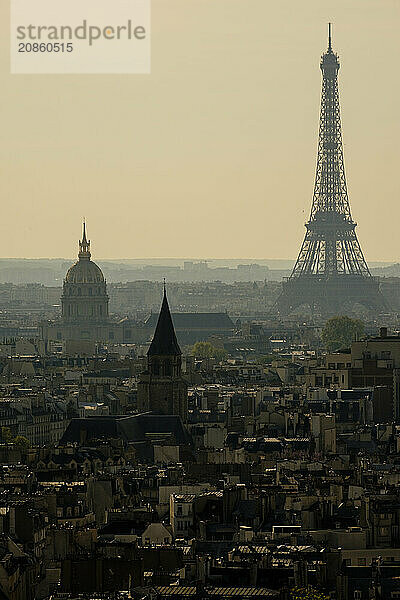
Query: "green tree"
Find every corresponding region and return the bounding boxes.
[256,354,279,365]
[192,341,227,361]
[289,587,329,600]
[322,315,364,352]
[213,347,228,362]
[13,436,30,451]
[1,428,30,450]
[1,427,13,443]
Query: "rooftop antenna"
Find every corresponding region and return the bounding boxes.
[163,277,166,295]
[328,22,332,52]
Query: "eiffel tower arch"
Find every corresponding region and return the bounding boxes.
[276,25,388,316]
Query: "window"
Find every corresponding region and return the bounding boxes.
[152,360,160,376]
[164,361,172,376]
[379,526,389,536]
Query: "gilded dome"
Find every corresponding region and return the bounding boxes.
[64,223,105,284]
[65,259,105,284]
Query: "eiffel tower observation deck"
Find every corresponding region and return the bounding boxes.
[277,25,388,316]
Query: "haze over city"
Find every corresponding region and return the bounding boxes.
[2,2,400,600]
[0,0,399,260]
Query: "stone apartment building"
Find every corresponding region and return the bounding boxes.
[305,327,400,422]
[0,394,69,446]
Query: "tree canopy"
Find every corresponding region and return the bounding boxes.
[289,587,329,600]
[191,341,227,361]
[321,315,364,352]
[1,426,30,450]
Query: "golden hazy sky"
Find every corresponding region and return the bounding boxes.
[0,0,399,260]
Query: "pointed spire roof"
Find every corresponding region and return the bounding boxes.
[148,286,181,357]
[328,22,332,52]
[78,221,91,260]
[82,221,88,243]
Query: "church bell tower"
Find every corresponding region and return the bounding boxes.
[138,285,188,422]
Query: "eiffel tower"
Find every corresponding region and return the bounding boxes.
[277,25,388,316]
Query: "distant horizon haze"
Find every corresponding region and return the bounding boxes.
[0,257,394,268]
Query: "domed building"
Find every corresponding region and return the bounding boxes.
[61,224,109,325]
[40,224,142,348]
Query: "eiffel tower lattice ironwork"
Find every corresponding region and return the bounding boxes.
[277,25,387,315]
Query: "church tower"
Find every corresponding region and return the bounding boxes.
[138,285,188,422]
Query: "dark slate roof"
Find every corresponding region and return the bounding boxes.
[148,291,181,357]
[141,547,184,571]
[99,520,145,536]
[60,413,191,446]
[145,312,235,330]
[60,416,119,443]
[118,413,192,445]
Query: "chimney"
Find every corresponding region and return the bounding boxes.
[380,327,388,338]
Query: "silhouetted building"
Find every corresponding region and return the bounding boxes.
[138,287,188,422]
[61,223,109,327]
[144,311,235,345]
[40,224,141,346]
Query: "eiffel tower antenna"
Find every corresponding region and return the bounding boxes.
[276,27,388,316]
